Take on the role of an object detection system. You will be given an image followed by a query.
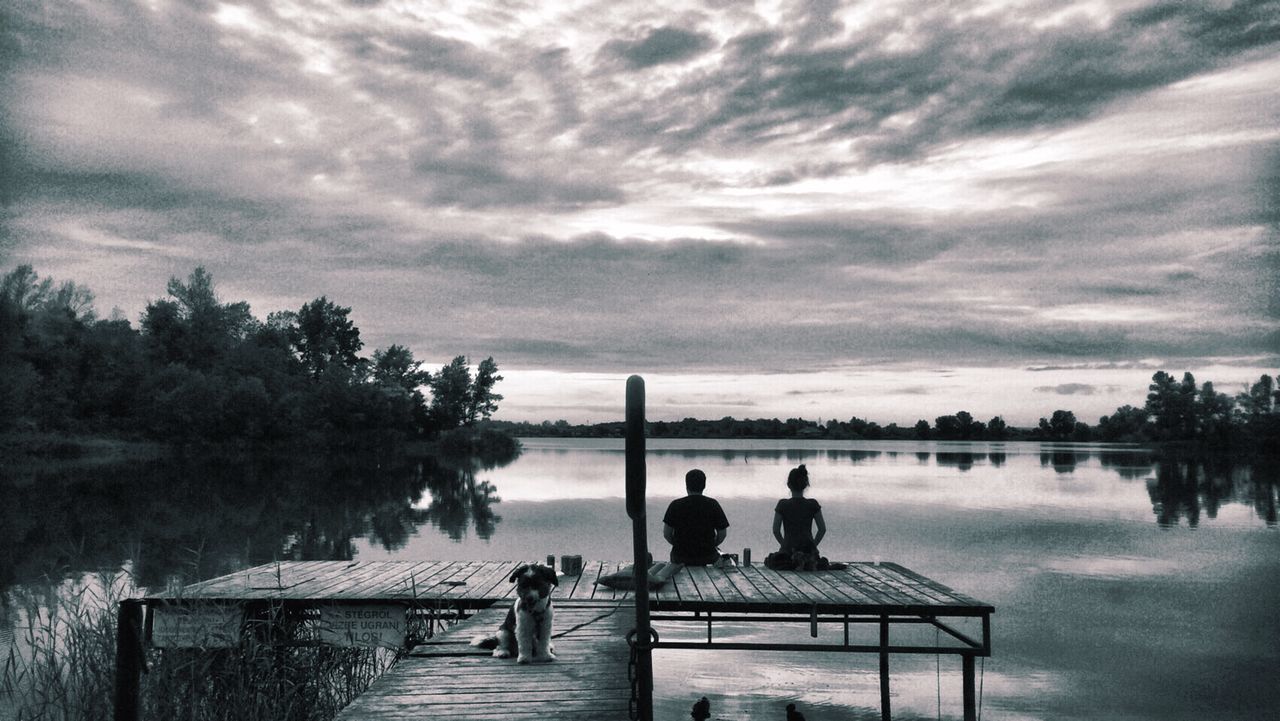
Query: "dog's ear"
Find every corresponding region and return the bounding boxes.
[508,564,531,583]
[539,565,559,587]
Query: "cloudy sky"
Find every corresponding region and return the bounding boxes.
[2,0,1278,425]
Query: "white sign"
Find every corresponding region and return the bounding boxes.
[317,605,406,649]
[151,605,242,648]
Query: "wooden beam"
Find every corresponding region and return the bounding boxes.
[880,614,891,721]
[963,653,977,721]
[112,599,145,721]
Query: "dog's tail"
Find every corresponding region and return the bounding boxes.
[469,634,499,650]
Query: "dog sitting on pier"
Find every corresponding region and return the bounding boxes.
[470,563,558,664]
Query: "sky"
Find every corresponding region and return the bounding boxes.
[1,0,1278,426]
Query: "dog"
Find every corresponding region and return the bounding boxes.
[470,563,558,663]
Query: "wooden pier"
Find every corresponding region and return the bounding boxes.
[113,375,994,720]
[336,601,633,720]
[123,558,993,721]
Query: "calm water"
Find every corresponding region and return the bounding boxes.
[3,439,1278,720]
[352,439,1279,721]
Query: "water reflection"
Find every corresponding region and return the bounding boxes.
[0,450,511,595]
[935,451,977,471]
[1147,455,1279,528]
[1097,451,1156,479]
[1040,450,1082,474]
[413,456,503,542]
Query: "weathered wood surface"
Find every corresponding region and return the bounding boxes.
[335,603,633,720]
[166,560,992,616]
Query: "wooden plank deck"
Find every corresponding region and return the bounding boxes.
[143,560,993,721]
[167,560,994,617]
[335,603,633,720]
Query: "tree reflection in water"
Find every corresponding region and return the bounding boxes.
[0,447,513,595]
[1040,450,1083,474]
[410,455,503,542]
[1146,454,1279,528]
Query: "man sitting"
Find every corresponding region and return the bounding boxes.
[662,468,730,566]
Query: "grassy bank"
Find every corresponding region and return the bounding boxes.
[0,433,169,467]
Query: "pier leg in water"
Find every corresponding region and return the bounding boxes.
[880,614,891,721]
[113,599,145,721]
[963,653,976,721]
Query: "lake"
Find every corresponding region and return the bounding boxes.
[3,439,1278,720]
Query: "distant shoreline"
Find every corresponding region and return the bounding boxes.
[2,428,1269,464]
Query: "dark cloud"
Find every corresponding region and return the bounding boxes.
[413,152,624,209]
[368,229,1278,371]
[1086,285,1168,298]
[484,337,593,358]
[1,0,1276,382]
[659,396,757,407]
[601,26,715,69]
[1027,362,1161,373]
[716,214,955,266]
[339,29,509,84]
[1035,383,1100,396]
[586,0,1280,162]
[748,161,850,187]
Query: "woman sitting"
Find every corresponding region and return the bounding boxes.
[772,464,826,563]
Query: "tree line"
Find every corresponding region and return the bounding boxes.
[0,265,507,449]
[493,371,1280,453]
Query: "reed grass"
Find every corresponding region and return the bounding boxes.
[1,569,397,721]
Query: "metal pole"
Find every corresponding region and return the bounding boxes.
[879,614,891,721]
[962,653,977,721]
[625,375,653,721]
[113,599,144,721]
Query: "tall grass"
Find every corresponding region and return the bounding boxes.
[1,570,398,721]
[2,572,124,721]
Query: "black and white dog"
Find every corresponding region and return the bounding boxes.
[470,563,558,664]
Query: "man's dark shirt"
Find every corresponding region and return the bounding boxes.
[663,494,730,565]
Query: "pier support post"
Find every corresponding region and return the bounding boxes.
[113,599,145,721]
[625,375,653,721]
[879,614,890,721]
[962,653,977,721]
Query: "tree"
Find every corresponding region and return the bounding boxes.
[987,416,1008,440]
[954,411,981,440]
[1196,381,1234,446]
[1146,371,1182,440]
[293,297,363,379]
[372,345,431,395]
[0,265,52,311]
[140,299,187,365]
[1236,373,1280,450]
[1039,410,1078,440]
[1237,374,1275,420]
[1177,372,1199,439]
[1097,405,1150,442]
[934,415,960,439]
[0,289,37,430]
[913,419,931,440]
[141,267,254,368]
[467,357,504,424]
[430,356,473,429]
[371,345,432,432]
[2,265,96,321]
